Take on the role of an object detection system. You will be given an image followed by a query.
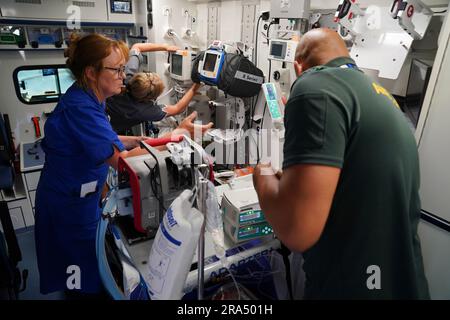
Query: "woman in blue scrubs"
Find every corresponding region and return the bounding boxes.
[34,33,152,298]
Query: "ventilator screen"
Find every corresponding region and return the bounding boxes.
[270,43,283,58]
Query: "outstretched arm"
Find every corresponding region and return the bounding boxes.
[163,83,201,116]
[118,135,149,150]
[131,42,178,54]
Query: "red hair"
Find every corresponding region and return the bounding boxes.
[64,33,129,90]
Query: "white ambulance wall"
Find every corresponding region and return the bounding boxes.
[416,1,450,298]
[0,0,107,21]
[0,51,66,145]
[418,221,450,299]
[190,0,446,110]
[219,1,243,41]
[195,4,209,50]
[194,1,399,80]
[310,0,444,8]
[147,0,199,104]
[194,1,267,77]
[0,0,141,23]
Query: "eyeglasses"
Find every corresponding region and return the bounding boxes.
[103,66,126,77]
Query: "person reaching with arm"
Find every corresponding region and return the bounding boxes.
[106,42,204,133]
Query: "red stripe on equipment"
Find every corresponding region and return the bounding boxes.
[144,135,184,147]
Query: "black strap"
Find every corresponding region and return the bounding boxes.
[0,202,22,265]
[277,242,293,300]
[2,115,15,162]
[0,116,11,165]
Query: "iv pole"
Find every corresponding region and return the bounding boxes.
[197,177,208,300]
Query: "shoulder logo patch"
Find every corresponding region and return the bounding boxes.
[372,82,400,109]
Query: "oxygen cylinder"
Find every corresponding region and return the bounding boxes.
[147,189,203,300]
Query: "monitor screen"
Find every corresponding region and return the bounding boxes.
[270,43,284,58]
[239,226,259,237]
[111,0,132,14]
[266,84,277,101]
[405,59,432,127]
[203,53,218,72]
[240,211,261,222]
[171,54,183,76]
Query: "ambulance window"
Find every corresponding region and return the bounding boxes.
[13,65,75,105]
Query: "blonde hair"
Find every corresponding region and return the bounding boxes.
[127,72,164,103]
[64,33,129,91]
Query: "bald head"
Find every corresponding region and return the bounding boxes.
[295,28,350,71]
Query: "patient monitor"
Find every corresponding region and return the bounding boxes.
[198,40,226,85]
[169,50,195,81]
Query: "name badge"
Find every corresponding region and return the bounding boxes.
[80,180,98,198]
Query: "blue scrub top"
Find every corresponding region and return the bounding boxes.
[35,83,125,295]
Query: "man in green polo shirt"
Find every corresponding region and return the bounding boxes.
[253,28,429,299]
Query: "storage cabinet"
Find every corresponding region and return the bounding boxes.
[0,174,33,231]
[23,171,41,216]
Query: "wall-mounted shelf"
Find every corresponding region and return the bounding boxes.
[128,35,148,40]
[0,18,134,28]
[0,45,65,51]
[0,21,134,51]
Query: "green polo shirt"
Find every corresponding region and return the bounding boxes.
[283,57,429,299]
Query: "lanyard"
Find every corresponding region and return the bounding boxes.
[339,63,357,69]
